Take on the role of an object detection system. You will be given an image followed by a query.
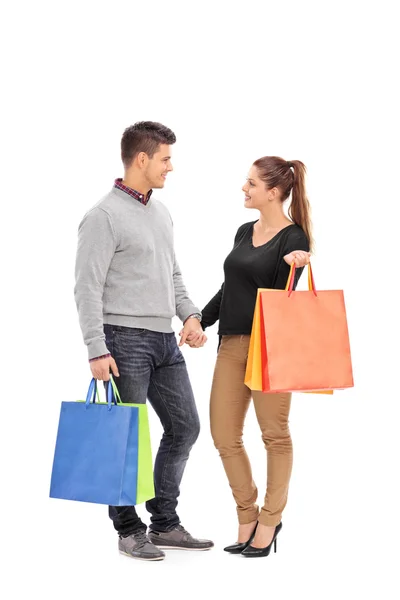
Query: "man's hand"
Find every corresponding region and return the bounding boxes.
[283,250,311,268]
[90,355,120,381]
[179,317,206,347]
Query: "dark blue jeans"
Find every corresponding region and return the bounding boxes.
[104,324,200,536]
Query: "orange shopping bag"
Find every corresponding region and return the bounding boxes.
[245,263,354,393]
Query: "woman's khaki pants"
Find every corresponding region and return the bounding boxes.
[210,335,292,527]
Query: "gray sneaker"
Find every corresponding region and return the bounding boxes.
[118,530,165,561]
[148,525,214,551]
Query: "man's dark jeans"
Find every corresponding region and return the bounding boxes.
[104,324,200,536]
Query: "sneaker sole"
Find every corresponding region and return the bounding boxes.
[150,545,213,551]
[119,550,165,561]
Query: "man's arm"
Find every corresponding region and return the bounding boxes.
[74,207,116,360]
[172,254,206,347]
[173,253,202,324]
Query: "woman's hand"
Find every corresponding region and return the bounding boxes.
[283,250,311,268]
[182,330,208,348]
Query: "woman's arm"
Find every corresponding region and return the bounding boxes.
[274,229,310,290]
[200,284,224,330]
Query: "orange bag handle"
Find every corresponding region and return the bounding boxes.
[285,262,317,297]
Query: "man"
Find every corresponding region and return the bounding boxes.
[74,121,212,561]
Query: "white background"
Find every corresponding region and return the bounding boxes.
[1,1,399,598]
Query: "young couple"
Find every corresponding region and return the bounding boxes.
[74,121,311,561]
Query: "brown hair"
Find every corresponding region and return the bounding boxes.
[253,156,314,252]
[121,121,176,168]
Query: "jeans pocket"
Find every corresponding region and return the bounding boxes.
[113,326,146,337]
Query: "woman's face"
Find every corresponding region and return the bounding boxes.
[242,165,271,210]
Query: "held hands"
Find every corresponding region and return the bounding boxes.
[283,250,311,268]
[179,317,207,349]
[178,252,310,350]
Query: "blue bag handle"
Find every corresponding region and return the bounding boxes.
[85,377,119,410]
[85,378,97,405]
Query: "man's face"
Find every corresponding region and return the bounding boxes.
[144,144,173,189]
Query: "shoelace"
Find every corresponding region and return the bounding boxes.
[176,525,191,539]
[133,530,150,549]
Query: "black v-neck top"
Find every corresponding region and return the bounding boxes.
[201,221,310,335]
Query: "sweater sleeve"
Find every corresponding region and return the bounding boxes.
[200,283,224,330]
[74,208,116,359]
[200,223,251,330]
[273,227,310,291]
[173,253,202,323]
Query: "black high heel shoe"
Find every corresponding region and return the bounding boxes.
[241,522,282,557]
[223,523,258,554]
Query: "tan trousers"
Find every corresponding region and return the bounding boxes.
[210,335,292,527]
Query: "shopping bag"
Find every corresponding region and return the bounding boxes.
[245,263,353,393]
[109,377,155,505]
[49,377,155,505]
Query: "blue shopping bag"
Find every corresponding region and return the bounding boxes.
[50,378,143,505]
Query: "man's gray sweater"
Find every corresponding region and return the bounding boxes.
[74,187,200,359]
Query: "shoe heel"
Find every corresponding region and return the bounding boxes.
[241,522,282,558]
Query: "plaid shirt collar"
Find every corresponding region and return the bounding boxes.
[114,178,152,205]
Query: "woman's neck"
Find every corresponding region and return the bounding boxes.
[257,206,292,232]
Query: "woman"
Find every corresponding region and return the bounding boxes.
[185,156,312,557]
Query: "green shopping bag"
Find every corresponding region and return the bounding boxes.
[108,376,155,504]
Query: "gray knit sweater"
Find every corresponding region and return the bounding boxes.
[74,187,200,359]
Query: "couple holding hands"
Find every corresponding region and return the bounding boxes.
[74,121,311,561]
